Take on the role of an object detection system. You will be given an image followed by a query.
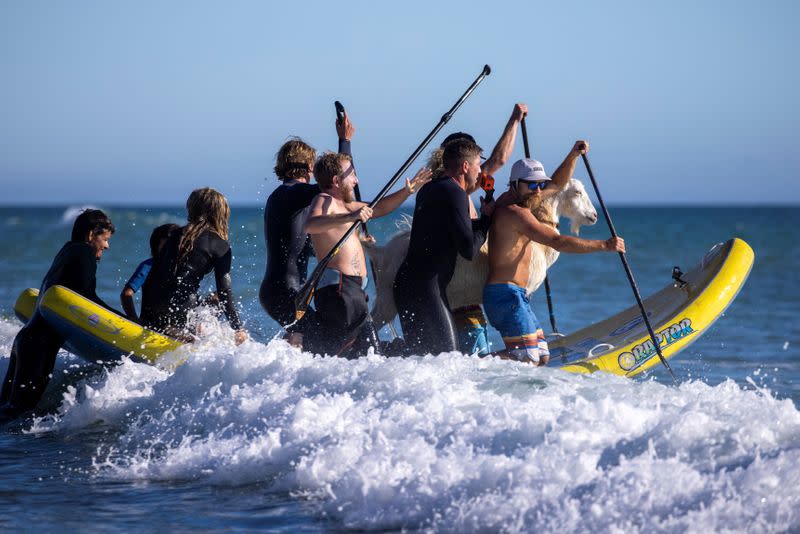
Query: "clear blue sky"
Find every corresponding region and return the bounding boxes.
[1,0,797,205]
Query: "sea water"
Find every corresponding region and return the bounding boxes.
[0,205,798,532]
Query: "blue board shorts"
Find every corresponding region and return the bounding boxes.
[483,283,549,364]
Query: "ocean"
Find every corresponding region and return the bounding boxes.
[0,204,798,532]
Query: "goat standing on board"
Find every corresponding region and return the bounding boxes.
[484,142,625,366]
[366,143,606,357]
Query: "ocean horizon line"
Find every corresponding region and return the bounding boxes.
[0,202,797,209]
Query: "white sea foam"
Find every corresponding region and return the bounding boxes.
[2,320,799,531]
[59,205,101,225]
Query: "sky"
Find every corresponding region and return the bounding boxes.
[0,0,797,205]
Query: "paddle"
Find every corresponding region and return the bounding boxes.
[335,100,399,339]
[294,65,493,320]
[520,117,560,335]
[579,152,677,382]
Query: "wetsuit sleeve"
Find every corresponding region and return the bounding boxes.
[338,138,351,156]
[447,189,489,260]
[76,250,112,309]
[213,245,243,331]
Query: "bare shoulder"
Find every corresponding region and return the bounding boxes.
[310,193,335,212]
[502,203,536,221]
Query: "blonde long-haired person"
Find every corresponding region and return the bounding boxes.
[141,188,247,345]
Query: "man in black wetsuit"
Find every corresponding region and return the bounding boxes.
[259,114,355,348]
[393,138,495,355]
[0,209,115,422]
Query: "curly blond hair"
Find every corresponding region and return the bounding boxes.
[274,138,316,182]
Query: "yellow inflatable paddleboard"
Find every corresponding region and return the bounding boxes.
[14,285,183,365]
[550,238,754,377]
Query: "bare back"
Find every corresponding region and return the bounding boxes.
[307,194,368,277]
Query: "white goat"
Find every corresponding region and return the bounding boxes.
[367,178,598,328]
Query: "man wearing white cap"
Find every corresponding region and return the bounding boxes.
[483,141,625,365]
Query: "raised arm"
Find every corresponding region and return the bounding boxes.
[371,168,432,218]
[336,111,355,156]
[482,103,528,177]
[550,140,588,190]
[512,205,624,253]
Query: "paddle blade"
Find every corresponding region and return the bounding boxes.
[294,286,314,321]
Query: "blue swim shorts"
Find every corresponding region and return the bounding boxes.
[483,283,549,364]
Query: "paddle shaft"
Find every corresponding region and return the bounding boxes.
[295,65,492,319]
[520,117,559,334]
[336,100,398,339]
[580,153,677,382]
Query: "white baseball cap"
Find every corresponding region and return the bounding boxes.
[509,158,550,182]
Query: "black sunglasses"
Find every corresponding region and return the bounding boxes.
[518,180,549,191]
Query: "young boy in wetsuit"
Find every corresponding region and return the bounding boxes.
[304,152,431,357]
[120,223,178,321]
[0,209,115,422]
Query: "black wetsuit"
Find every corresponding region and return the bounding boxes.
[0,242,109,419]
[259,139,351,337]
[140,228,242,333]
[259,180,320,332]
[393,176,491,355]
[314,271,379,357]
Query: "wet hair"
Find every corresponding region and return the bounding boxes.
[274,138,316,182]
[426,148,445,179]
[441,132,477,146]
[149,223,179,257]
[313,152,352,190]
[71,209,115,242]
[442,138,483,170]
[427,132,479,179]
[176,188,230,265]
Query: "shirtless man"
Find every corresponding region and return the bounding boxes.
[483,142,625,366]
[304,152,431,356]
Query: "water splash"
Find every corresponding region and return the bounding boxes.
[4,321,795,532]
